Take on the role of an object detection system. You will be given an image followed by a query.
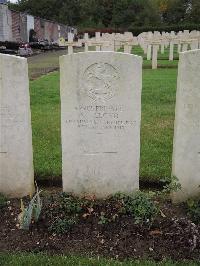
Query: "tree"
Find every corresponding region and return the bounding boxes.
[112,0,160,28]
[58,0,81,25]
[188,0,200,23]
[154,0,191,24]
[8,0,200,28]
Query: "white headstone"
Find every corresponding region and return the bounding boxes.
[182,43,188,52]
[67,32,74,55]
[152,45,159,69]
[101,41,114,52]
[84,33,89,52]
[60,52,142,198]
[161,43,165,54]
[169,41,174,61]
[147,44,152,60]
[124,43,132,54]
[172,50,200,202]
[0,54,34,198]
[178,43,181,53]
[95,32,101,51]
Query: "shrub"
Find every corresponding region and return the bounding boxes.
[78,24,200,37]
[128,24,200,35]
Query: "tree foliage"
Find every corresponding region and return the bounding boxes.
[8,0,200,27]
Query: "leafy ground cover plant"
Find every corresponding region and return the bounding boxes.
[160,176,182,196]
[45,191,159,234]
[186,196,200,224]
[59,193,83,214]
[49,217,77,234]
[111,191,159,225]
[45,193,84,233]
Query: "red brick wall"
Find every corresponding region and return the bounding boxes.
[34,17,45,40]
[44,21,59,42]
[11,10,20,42]
[9,9,71,43]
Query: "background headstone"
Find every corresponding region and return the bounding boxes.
[0,54,34,198]
[172,50,200,202]
[147,44,152,60]
[84,33,89,52]
[60,52,142,198]
[95,32,101,51]
[152,44,159,69]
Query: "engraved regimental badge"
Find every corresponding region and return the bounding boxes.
[83,63,120,101]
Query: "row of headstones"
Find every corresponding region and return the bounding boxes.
[0,50,199,202]
[140,30,200,69]
[59,32,137,54]
[59,30,200,70]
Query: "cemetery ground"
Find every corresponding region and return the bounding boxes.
[28,49,67,80]
[0,49,199,265]
[28,47,83,80]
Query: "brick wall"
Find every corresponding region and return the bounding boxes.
[11,10,20,42]
[34,17,45,40]
[44,20,59,42]
[0,3,74,43]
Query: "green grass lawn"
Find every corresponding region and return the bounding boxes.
[30,66,177,183]
[0,253,199,266]
[30,72,61,179]
[140,68,177,182]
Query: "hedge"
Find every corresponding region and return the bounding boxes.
[128,24,200,36]
[78,24,200,36]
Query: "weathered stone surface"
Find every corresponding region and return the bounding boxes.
[60,52,142,198]
[152,45,159,69]
[0,54,34,198]
[172,50,200,202]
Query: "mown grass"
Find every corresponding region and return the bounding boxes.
[140,68,177,181]
[30,72,61,179]
[30,66,177,183]
[0,253,199,266]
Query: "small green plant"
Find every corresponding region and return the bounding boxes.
[125,192,158,224]
[186,196,200,224]
[0,193,7,209]
[49,217,77,234]
[59,193,83,214]
[98,212,110,225]
[18,185,42,230]
[112,191,158,225]
[45,193,87,234]
[161,176,182,195]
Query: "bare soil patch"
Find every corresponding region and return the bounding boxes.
[0,191,199,262]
